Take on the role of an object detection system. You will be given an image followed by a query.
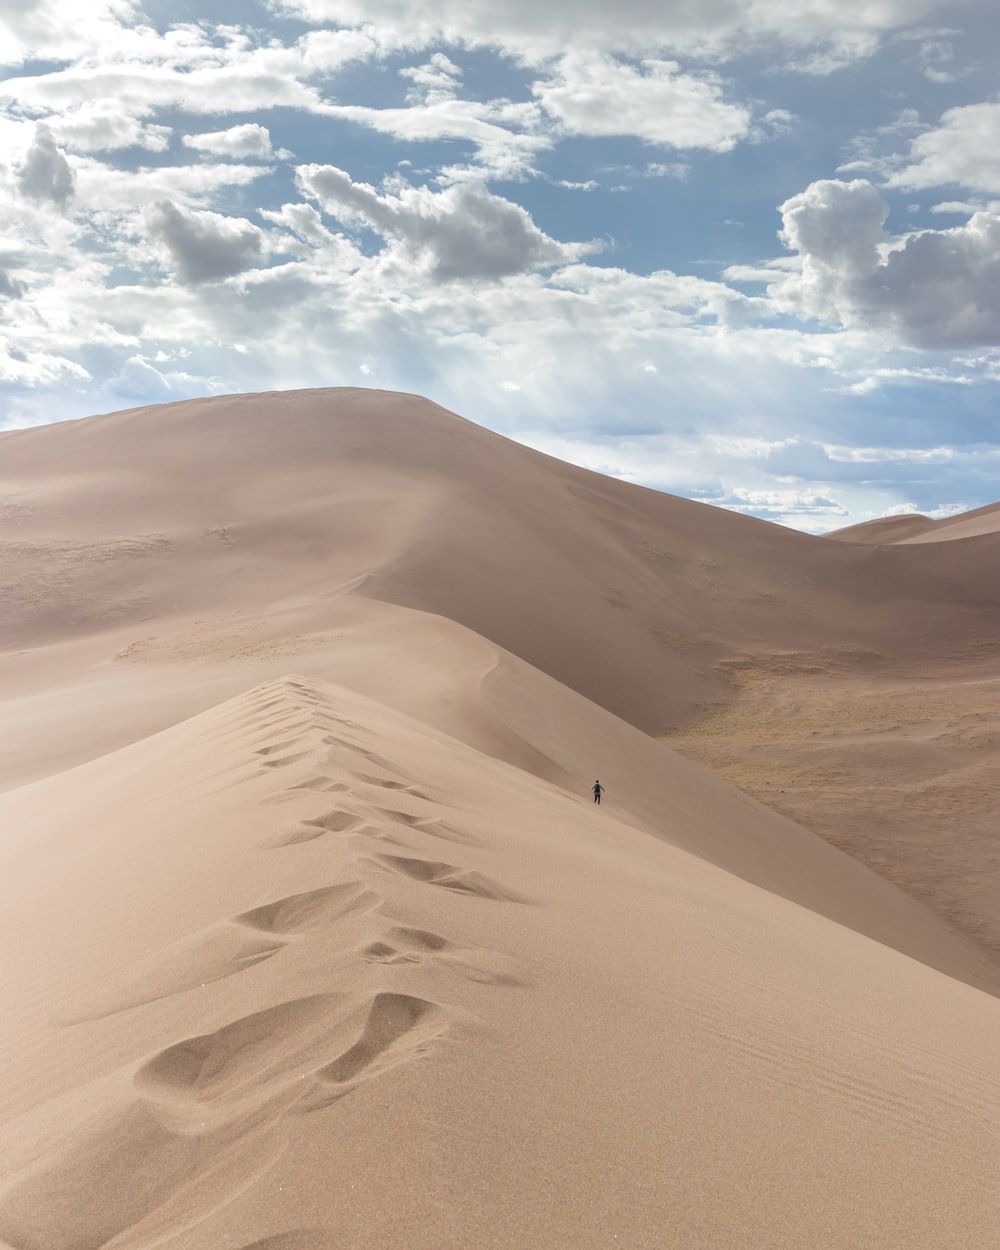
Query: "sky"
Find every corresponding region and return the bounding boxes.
[1,0,998,531]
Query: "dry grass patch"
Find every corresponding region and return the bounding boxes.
[663,655,1000,967]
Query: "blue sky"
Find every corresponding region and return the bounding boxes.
[1,0,998,530]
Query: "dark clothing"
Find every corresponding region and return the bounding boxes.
[593,782,603,804]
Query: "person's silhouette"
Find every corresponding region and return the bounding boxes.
[592,780,604,805]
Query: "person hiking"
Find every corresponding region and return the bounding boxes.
[592,780,604,805]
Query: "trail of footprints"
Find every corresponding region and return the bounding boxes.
[0,679,525,1249]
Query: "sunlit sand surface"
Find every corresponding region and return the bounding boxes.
[2,389,998,1248]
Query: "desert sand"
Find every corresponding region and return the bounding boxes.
[1,388,998,1248]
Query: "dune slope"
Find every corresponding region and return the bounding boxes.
[1,674,998,1249]
[4,388,999,748]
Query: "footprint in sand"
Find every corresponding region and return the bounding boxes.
[362,926,451,965]
[237,882,380,934]
[371,808,478,846]
[260,777,349,806]
[135,994,343,1105]
[292,778,350,793]
[294,992,444,1113]
[354,774,432,801]
[2,993,370,1248]
[355,775,409,791]
[263,809,366,847]
[136,990,446,1118]
[363,927,525,988]
[365,854,529,902]
[325,742,399,772]
[253,735,314,758]
[257,750,316,772]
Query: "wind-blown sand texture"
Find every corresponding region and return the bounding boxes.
[1,388,998,1248]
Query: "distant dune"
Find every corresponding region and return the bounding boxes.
[2,389,999,1248]
[826,513,941,543]
[829,501,1000,545]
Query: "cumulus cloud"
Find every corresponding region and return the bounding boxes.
[401,53,464,105]
[145,201,263,284]
[106,353,217,401]
[183,123,282,160]
[534,53,751,151]
[772,178,1000,348]
[17,124,75,207]
[0,0,138,65]
[260,202,338,246]
[49,107,171,153]
[297,165,584,280]
[884,102,1000,195]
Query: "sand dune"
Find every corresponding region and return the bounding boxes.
[829,500,1000,544]
[2,676,998,1248]
[2,389,999,1246]
[4,389,998,747]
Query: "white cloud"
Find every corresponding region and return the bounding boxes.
[837,107,925,182]
[317,97,548,182]
[183,123,281,160]
[751,109,797,142]
[700,485,849,519]
[17,124,75,207]
[260,202,339,247]
[145,201,264,284]
[914,37,961,82]
[772,178,1000,348]
[926,501,974,519]
[891,27,975,83]
[835,363,974,394]
[401,53,464,105]
[885,102,1000,195]
[0,337,90,386]
[0,0,139,66]
[47,106,171,154]
[72,159,270,213]
[706,434,800,459]
[644,161,689,179]
[929,200,993,215]
[297,165,585,281]
[272,0,942,64]
[534,53,751,151]
[821,443,956,463]
[106,353,221,401]
[0,26,361,123]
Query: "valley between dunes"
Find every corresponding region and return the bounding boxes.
[1,388,998,1248]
